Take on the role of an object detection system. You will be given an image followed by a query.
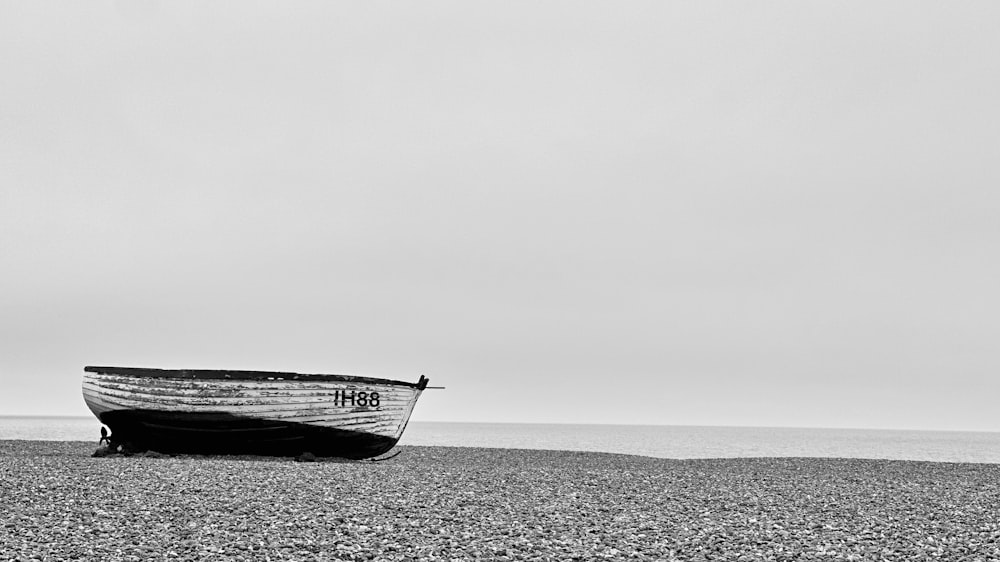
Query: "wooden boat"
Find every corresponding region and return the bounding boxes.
[82,366,431,459]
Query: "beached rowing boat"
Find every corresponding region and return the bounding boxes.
[82,366,431,459]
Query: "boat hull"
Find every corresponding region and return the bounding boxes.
[95,409,399,457]
[82,366,428,459]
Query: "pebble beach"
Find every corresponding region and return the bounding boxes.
[3,440,1000,561]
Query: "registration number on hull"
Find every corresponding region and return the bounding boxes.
[332,390,380,407]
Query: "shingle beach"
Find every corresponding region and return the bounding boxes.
[3,440,1000,561]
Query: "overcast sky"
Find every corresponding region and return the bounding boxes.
[2,1,999,430]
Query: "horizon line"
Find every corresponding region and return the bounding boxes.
[2,415,997,435]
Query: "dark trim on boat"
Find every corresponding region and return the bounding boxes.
[85,366,428,389]
[98,409,399,459]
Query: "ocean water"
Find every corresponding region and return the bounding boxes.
[3,416,1000,464]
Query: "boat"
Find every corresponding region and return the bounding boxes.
[82,366,431,459]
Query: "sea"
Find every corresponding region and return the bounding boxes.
[3,416,1000,463]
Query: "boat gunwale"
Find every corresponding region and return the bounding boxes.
[85,366,427,388]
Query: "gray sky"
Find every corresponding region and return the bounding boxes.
[2,1,999,430]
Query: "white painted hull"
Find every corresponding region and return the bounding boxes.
[82,366,428,458]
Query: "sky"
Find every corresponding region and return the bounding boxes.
[2,1,999,431]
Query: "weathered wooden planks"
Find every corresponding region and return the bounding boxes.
[82,366,429,458]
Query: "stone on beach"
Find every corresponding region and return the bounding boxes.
[3,440,1000,560]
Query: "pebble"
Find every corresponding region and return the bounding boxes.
[3,441,1000,560]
